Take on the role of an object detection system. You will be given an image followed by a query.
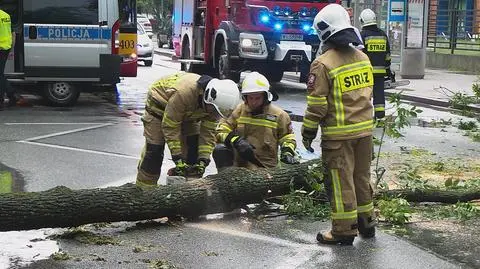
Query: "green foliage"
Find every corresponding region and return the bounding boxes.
[149,259,178,269]
[377,197,412,225]
[449,92,477,116]
[397,164,434,191]
[433,161,445,172]
[376,92,423,139]
[422,202,480,222]
[281,164,331,220]
[51,251,70,261]
[458,120,478,130]
[445,177,480,189]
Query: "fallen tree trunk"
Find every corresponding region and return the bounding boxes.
[1,159,480,232]
[378,189,480,203]
[0,160,316,232]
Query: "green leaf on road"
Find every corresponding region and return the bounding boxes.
[0,171,12,194]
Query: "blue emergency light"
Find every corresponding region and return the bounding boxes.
[259,12,270,23]
[274,23,283,31]
[302,24,311,31]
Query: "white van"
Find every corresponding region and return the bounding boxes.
[1,0,138,106]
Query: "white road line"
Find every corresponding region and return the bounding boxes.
[185,222,329,268]
[19,123,114,142]
[4,123,102,125]
[17,141,139,160]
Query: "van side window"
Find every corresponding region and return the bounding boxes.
[24,0,99,25]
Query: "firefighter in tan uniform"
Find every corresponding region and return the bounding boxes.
[136,72,241,187]
[214,72,298,170]
[302,4,376,245]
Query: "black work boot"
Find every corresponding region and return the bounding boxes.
[358,216,377,238]
[316,231,355,245]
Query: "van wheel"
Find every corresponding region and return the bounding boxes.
[144,60,153,66]
[43,82,80,106]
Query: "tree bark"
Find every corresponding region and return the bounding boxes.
[0,160,317,232]
[377,189,480,203]
[1,159,479,232]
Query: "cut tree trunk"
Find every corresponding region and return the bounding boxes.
[0,160,317,232]
[1,159,479,232]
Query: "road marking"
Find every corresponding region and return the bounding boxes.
[0,171,13,193]
[19,123,114,142]
[4,123,102,125]
[17,141,139,160]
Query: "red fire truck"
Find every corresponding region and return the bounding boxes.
[172,0,340,83]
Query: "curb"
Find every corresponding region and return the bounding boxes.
[385,90,480,113]
[154,49,176,59]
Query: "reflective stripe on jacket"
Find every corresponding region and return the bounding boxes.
[360,26,391,76]
[303,47,374,141]
[146,72,217,159]
[0,10,12,50]
[217,103,296,168]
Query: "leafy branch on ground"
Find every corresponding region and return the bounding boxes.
[281,164,330,220]
[377,196,412,225]
[374,91,422,186]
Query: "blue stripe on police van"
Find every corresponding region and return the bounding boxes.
[23,26,112,40]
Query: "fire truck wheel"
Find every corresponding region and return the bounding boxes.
[217,42,240,82]
[264,69,283,83]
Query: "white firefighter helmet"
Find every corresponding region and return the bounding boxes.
[241,72,273,101]
[359,9,377,27]
[203,78,241,118]
[312,4,353,44]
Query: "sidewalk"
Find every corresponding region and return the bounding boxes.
[154,48,480,113]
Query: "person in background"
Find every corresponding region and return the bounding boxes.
[359,8,392,119]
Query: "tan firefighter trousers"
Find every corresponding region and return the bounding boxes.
[321,136,374,236]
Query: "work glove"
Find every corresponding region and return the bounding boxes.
[192,158,210,176]
[233,137,256,163]
[302,138,314,153]
[170,155,189,176]
[280,152,299,165]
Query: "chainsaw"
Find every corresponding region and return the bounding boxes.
[384,70,410,89]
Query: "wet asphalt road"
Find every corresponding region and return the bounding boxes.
[0,54,477,268]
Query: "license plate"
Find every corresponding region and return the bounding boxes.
[281,34,303,41]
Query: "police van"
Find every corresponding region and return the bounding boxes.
[1,0,138,106]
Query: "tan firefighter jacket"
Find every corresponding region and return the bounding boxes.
[145,72,218,159]
[302,48,374,141]
[217,103,296,168]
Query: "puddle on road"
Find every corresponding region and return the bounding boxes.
[0,164,59,268]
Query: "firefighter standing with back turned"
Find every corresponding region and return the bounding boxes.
[302,4,376,245]
[136,72,241,187]
[214,72,298,171]
[359,8,392,119]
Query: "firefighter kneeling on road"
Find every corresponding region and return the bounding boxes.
[214,72,298,170]
[302,4,376,245]
[359,8,392,119]
[136,72,241,187]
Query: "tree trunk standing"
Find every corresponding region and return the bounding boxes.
[0,161,316,232]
